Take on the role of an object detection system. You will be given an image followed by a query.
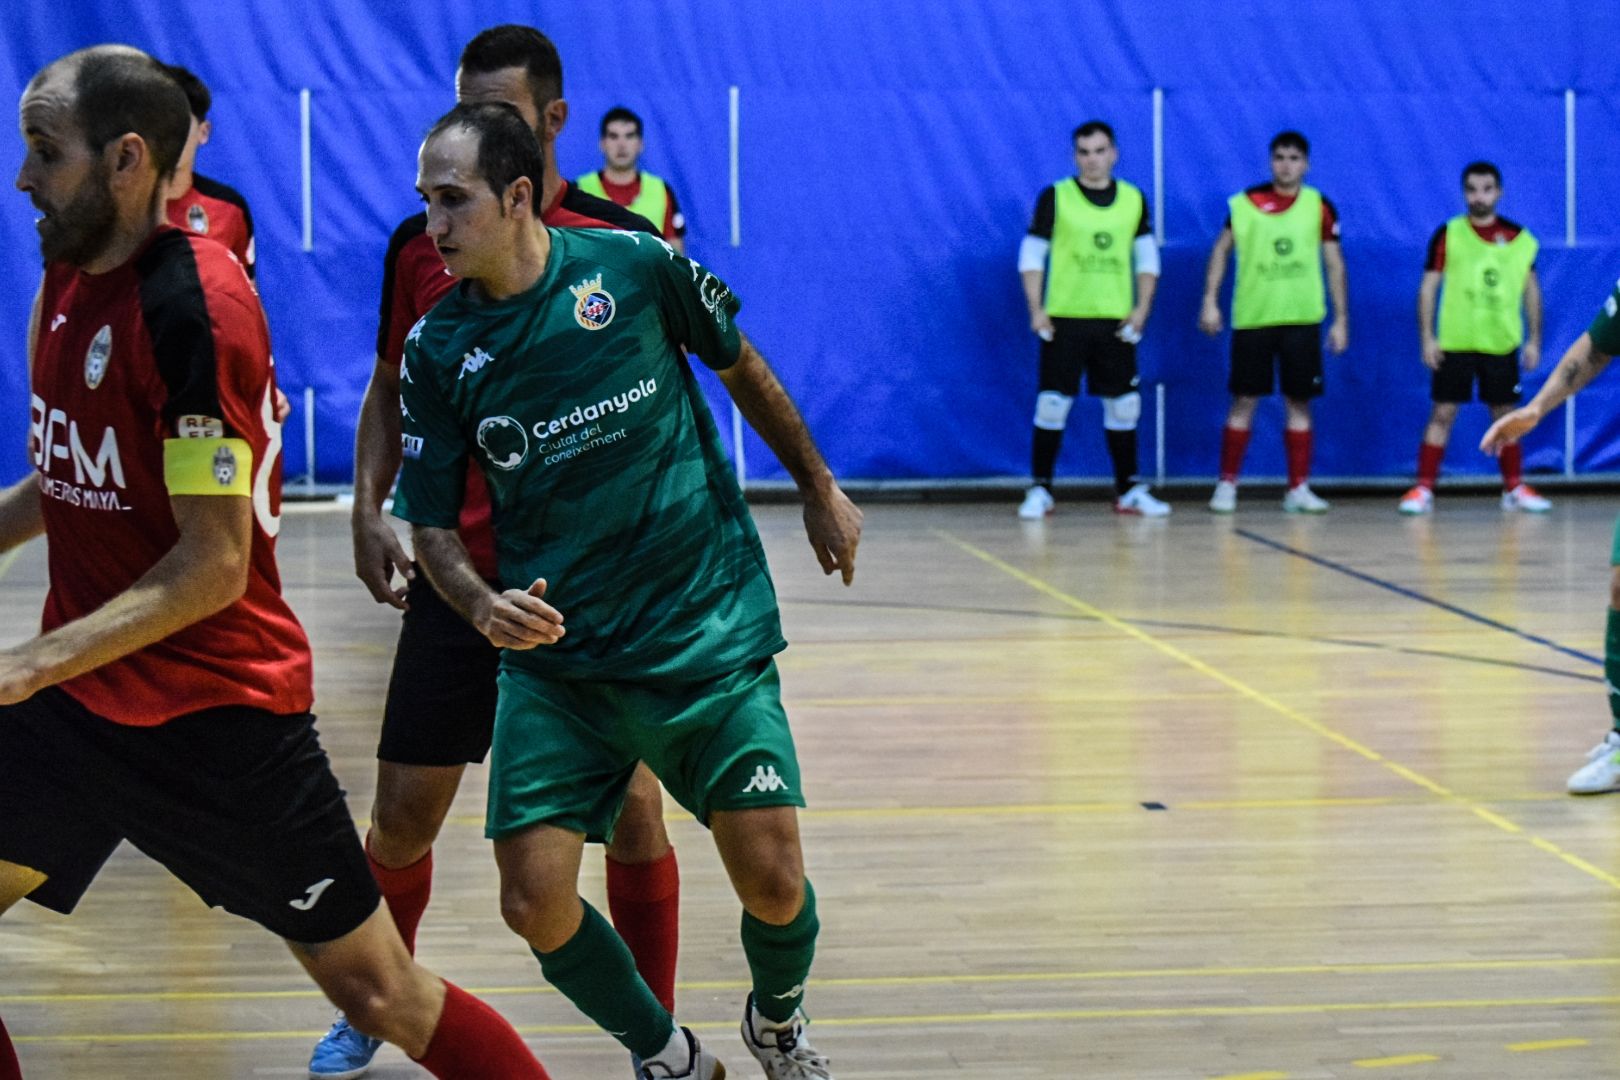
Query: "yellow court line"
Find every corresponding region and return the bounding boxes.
[16,995,1620,1044]
[935,531,1620,894]
[1353,1054,1441,1068]
[1213,1074,1291,1080]
[12,956,1620,1005]
[1507,1038,1589,1051]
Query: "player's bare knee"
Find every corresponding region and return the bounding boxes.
[499,877,576,950]
[369,797,442,865]
[738,862,806,926]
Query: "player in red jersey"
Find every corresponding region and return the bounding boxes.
[160,63,256,279]
[0,46,551,1080]
[318,25,677,1079]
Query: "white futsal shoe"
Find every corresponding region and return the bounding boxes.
[1208,480,1238,513]
[1282,482,1330,513]
[741,995,833,1080]
[1018,485,1055,519]
[1115,483,1171,517]
[1398,485,1434,515]
[1502,483,1551,512]
[1568,731,1620,795]
[639,1027,726,1079]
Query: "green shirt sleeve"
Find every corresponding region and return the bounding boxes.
[392,330,468,529]
[1588,279,1620,357]
[650,242,743,370]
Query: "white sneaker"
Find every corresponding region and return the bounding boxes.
[1017,485,1054,520]
[1115,483,1171,517]
[1208,480,1237,514]
[640,1028,726,1080]
[1398,485,1434,515]
[1282,483,1330,513]
[741,995,832,1080]
[1502,483,1551,512]
[1567,731,1620,795]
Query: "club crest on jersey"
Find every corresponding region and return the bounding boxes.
[186,202,210,235]
[476,415,529,470]
[570,274,615,331]
[84,324,112,389]
[212,445,237,487]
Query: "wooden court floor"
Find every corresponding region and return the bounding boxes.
[4,493,1620,1078]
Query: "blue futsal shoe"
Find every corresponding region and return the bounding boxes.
[309,1014,383,1079]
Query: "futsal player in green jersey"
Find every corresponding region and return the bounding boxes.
[1482,278,1620,794]
[394,102,861,1080]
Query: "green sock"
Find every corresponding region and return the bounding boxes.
[1607,609,1620,729]
[741,878,819,1023]
[535,900,673,1060]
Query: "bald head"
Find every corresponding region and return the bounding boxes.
[26,45,190,180]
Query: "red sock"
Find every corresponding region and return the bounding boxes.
[606,847,681,1014]
[1499,442,1523,490]
[413,981,549,1079]
[1219,426,1252,482]
[0,1016,21,1080]
[1284,429,1312,488]
[366,832,433,955]
[1416,442,1444,489]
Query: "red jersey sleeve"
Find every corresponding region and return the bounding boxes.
[1321,196,1341,242]
[1424,225,1447,272]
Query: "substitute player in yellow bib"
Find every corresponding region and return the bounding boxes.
[578,106,686,254]
[1400,162,1546,514]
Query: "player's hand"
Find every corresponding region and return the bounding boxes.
[1197,299,1223,337]
[1326,319,1349,355]
[352,509,414,609]
[1030,310,1054,342]
[803,483,863,586]
[1480,405,1543,455]
[481,578,565,649]
[274,387,292,424]
[1522,341,1542,372]
[1117,308,1148,344]
[0,652,42,706]
[1421,339,1444,371]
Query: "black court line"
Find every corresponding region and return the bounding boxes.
[1234,527,1602,667]
[780,597,1602,684]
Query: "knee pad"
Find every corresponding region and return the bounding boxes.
[1101,392,1142,431]
[1033,391,1074,431]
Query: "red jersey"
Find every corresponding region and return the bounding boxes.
[1424,217,1528,272]
[1226,184,1340,241]
[376,182,657,579]
[31,227,310,726]
[165,173,256,280]
[593,171,687,241]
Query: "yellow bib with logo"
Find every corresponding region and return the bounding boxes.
[1045,179,1143,319]
[1230,186,1326,329]
[1437,216,1537,354]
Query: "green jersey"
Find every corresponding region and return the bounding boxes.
[394,227,786,683]
[1588,277,1620,356]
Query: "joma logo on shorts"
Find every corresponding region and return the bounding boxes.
[741,765,789,794]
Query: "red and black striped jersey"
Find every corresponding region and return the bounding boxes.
[165,173,256,280]
[31,226,309,726]
[376,181,657,579]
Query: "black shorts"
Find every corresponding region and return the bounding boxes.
[1229,324,1324,400]
[376,569,500,767]
[1432,351,1521,405]
[1039,317,1139,398]
[0,688,378,944]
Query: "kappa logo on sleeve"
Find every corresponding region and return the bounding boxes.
[459,346,497,379]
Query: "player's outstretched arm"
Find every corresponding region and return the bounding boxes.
[352,356,414,608]
[718,333,863,585]
[0,494,253,705]
[412,525,565,649]
[1481,333,1611,454]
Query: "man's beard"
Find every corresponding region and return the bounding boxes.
[39,162,118,266]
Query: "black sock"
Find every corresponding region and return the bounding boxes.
[1032,428,1062,490]
[1105,428,1138,496]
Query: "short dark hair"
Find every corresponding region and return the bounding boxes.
[458,25,563,109]
[1072,120,1115,146]
[45,48,191,180]
[426,102,545,199]
[1270,130,1310,156]
[1462,160,1502,187]
[600,106,643,138]
[160,63,210,121]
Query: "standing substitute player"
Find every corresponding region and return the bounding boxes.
[1400,162,1548,514]
[322,25,676,1080]
[0,46,550,1080]
[160,63,256,280]
[1482,278,1620,794]
[398,103,860,1080]
[1200,130,1348,514]
[577,106,688,254]
[1016,120,1168,519]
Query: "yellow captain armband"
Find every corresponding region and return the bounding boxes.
[163,437,253,496]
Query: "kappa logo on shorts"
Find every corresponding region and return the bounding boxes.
[289,877,335,911]
[741,764,790,794]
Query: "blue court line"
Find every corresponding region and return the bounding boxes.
[1234,528,1602,667]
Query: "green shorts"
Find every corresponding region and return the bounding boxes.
[485,657,805,841]
[1611,513,1620,566]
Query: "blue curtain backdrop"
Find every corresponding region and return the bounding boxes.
[4,1,1620,484]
